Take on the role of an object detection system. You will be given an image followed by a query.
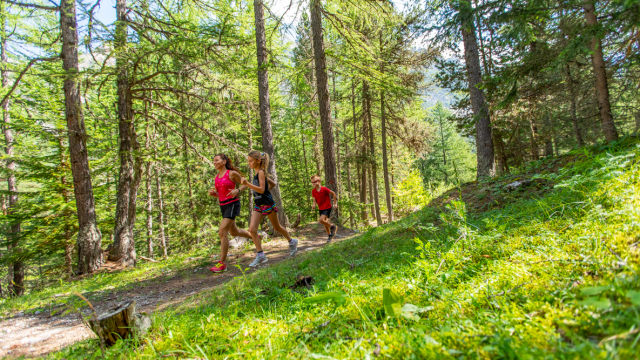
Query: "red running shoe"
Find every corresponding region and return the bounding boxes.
[210,261,227,273]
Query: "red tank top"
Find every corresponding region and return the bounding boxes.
[215,170,239,205]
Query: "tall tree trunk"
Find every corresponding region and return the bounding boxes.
[1,8,22,295]
[145,124,153,259]
[333,74,341,196]
[151,118,166,257]
[310,0,338,196]
[544,113,554,157]
[583,2,619,143]
[58,136,74,277]
[60,0,102,274]
[493,130,509,175]
[2,193,10,294]
[297,99,311,208]
[565,64,584,146]
[359,82,368,222]
[368,167,375,220]
[364,82,382,225]
[182,116,198,243]
[313,115,321,175]
[378,42,393,223]
[347,80,355,228]
[380,91,393,222]
[460,2,495,179]
[247,104,255,226]
[254,0,287,225]
[155,165,167,257]
[529,116,539,160]
[109,0,140,266]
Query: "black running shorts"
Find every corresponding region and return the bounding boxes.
[318,208,332,218]
[220,201,241,220]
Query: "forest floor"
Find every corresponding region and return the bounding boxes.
[2,138,640,359]
[0,224,357,358]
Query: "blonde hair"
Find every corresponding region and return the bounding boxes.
[248,150,270,176]
[310,175,321,180]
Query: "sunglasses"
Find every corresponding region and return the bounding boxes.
[311,180,320,183]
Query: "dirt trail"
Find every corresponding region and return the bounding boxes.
[0,225,356,358]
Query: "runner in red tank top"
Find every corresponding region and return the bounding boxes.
[207,154,252,273]
[310,175,338,242]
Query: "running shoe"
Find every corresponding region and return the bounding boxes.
[289,238,299,256]
[330,225,337,237]
[249,253,268,267]
[210,261,227,273]
[327,234,332,243]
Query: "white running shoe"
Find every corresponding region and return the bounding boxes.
[249,253,268,267]
[289,238,299,256]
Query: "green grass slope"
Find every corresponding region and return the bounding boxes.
[50,139,640,359]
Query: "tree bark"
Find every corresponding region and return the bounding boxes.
[333,74,341,196]
[247,104,255,227]
[254,0,287,225]
[89,300,151,346]
[529,116,539,160]
[544,113,554,157]
[367,166,375,220]
[363,81,382,225]
[155,167,167,257]
[347,80,355,228]
[583,2,619,143]
[310,0,338,196]
[565,64,584,146]
[109,0,140,266]
[145,124,153,259]
[58,136,74,277]
[1,7,22,295]
[460,2,495,179]
[359,82,367,222]
[60,0,102,274]
[297,98,311,209]
[493,130,509,175]
[183,117,198,242]
[380,90,393,222]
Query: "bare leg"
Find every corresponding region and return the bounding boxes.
[229,221,252,239]
[319,215,331,234]
[249,210,264,252]
[267,211,292,241]
[218,218,235,263]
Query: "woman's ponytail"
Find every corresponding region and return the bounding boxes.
[261,152,270,175]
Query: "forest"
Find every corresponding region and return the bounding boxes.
[0,0,638,297]
[0,0,638,356]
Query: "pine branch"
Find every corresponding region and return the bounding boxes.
[137,110,213,167]
[0,55,60,107]
[1,0,59,11]
[134,96,247,156]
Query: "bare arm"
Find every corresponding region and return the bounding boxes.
[329,190,338,208]
[242,170,266,194]
[228,171,248,196]
[267,177,276,190]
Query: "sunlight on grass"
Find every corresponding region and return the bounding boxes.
[17,139,640,359]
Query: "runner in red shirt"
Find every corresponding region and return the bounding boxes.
[310,175,338,242]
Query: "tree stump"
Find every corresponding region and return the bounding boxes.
[88,300,151,346]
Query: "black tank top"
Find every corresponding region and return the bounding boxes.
[252,170,275,206]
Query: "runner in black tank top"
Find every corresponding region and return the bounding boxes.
[242,151,299,266]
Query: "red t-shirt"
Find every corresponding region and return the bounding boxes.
[312,186,332,210]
